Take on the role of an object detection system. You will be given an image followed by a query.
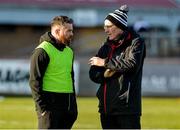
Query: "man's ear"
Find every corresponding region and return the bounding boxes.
[55,28,60,35]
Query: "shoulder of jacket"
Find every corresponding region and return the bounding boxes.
[36,41,50,49]
[131,36,144,46]
[34,47,48,56]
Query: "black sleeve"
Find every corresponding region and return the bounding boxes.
[89,66,105,84]
[29,48,49,113]
[71,56,76,95]
[89,45,107,84]
[104,38,146,74]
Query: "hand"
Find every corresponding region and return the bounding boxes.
[104,69,116,78]
[89,57,105,66]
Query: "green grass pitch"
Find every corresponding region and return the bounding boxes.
[0,96,180,129]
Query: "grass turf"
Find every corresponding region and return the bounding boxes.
[0,96,180,129]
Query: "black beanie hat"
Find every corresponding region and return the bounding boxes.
[105,5,129,30]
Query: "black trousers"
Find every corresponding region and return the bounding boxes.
[36,92,77,129]
[37,109,77,129]
[100,114,141,129]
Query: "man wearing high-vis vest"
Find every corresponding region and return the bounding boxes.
[29,16,78,129]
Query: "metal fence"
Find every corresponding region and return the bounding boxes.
[140,32,180,57]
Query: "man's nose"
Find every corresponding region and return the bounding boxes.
[104,28,108,33]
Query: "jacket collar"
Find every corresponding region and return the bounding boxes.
[106,31,131,48]
[48,32,66,51]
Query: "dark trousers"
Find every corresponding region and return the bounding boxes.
[37,109,77,129]
[100,114,141,129]
[37,92,77,129]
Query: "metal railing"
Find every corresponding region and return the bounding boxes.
[140,32,180,57]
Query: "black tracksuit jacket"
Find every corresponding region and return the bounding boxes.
[89,28,146,116]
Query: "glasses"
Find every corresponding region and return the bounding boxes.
[104,25,114,29]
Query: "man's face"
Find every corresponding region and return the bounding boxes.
[104,19,124,40]
[57,23,73,45]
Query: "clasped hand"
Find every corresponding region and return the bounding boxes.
[88,57,105,67]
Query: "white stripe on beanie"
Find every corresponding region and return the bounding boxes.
[109,13,127,27]
[114,9,128,19]
[105,5,129,30]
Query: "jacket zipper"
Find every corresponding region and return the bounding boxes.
[103,35,131,113]
[103,43,117,114]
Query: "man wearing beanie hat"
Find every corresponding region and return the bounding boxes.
[89,5,146,129]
